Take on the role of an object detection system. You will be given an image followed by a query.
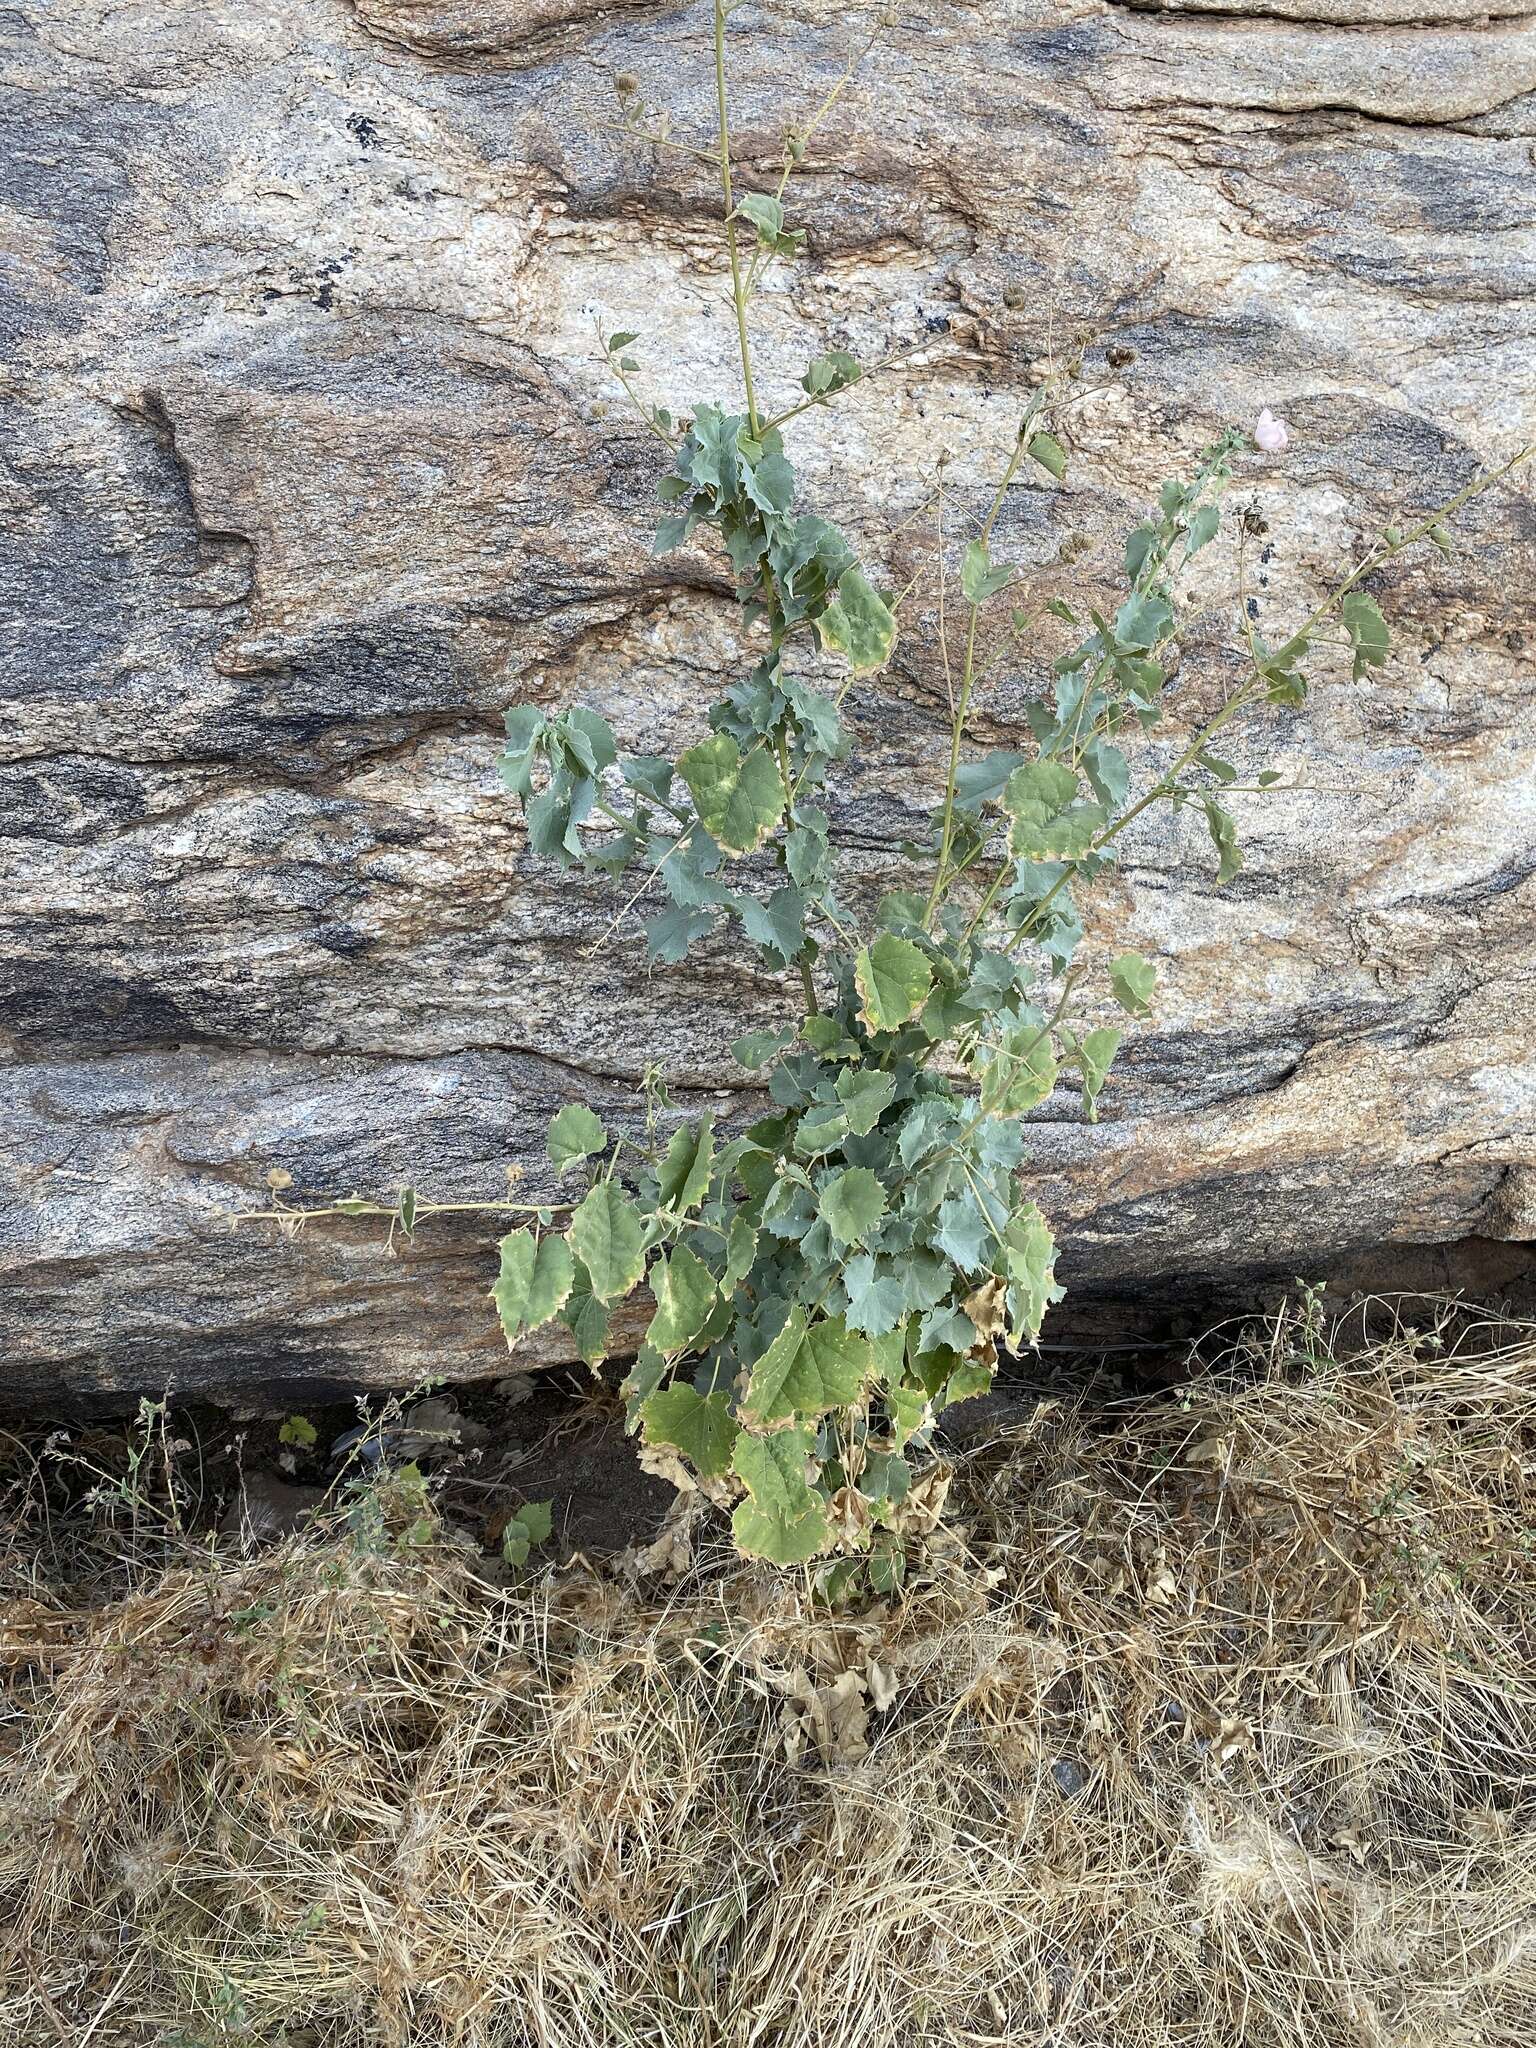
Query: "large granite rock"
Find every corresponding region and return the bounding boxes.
[3,0,1533,1408]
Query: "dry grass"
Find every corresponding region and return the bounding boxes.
[4,1300,1536,2047]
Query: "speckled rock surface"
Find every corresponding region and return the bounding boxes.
[3,0,1533,1406]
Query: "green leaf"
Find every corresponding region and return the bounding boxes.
[678,734,786,854]
[724,1212,759,1287]
[1003,761,1103,861]
[567,1185,645,1302]
[640,1385,738,1478]
[620,1343,667,1427]
[1077,1026,1122,1121]
[731,1426,832,1564]
[1082,737,1130,808]
[802,1014,859,1059]
[932,1192,992,1275]
[819,1167,888,1248]
[498,705,545,796]
[794,1101,849,1157]
[742,447,796,516]
[278,1414,317,1449]
[1003,1204,1060,1345]
[493,1229,576,1343]
[854,933,933,1033]
[944,1357,993,1406]
[643,902,716,964]
[557,706,618,776]
[742,1307,873,1425]
[735,191,803,255]
[876,889,927,933]
[781,677,845,757]
[884,1380,929,1450]
[842,1254,909,1339]
[1108,951,1157,1017]
[816,566,898,675]
[979,1024,1058,1115]
[801,348,861,397]
[1124,524,1159,584]
[647,1244,718,1354]
[1340,591,1390,677]
[732,1025,796,1072]
[1113,591,1174,652]
[657,1116,715,1212]
[501,1497,554,1569]
[1184,503,1220,555]
[954,750,1028,812]
[834,1068,896,1136]
[1201,796,1242,884]
[735,883,808,966]
[547,1103,607,1175]
[961,540,1015,604]
[883,1250,942,1321]
[560,1264,612,1365]
[762,1174,817,1242]
[606,331,638,353]
[785,812,831,888]
[621,754,674,805]
[1027,430,1067,481]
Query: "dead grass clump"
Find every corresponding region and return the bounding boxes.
[4,1302,1536,2047]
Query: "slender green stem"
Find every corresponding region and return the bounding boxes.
[593,118,722,166]
[232,1197,574,1227]
[742,19,876,298]
[714,0,760,437]
[771,725,821,1014]
[760,340,934,436]
[923,427,1034,926]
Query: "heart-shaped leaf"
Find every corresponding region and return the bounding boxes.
[568,1185,645,1302]
[493,1230,575,1344]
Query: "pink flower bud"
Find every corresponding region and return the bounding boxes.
[1254,408,1290,453]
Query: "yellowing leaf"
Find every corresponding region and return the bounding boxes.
[1003,760,1103,860]
[492,1229,575,1344]
[678,735,785,854]
[741,1308,873,1425]
[732,1425,833,1563]
[547,1103,607,1174]
[568,1184,645,1301]
[640,1385,738,1478]
[1003,1204,1060,1346]
[962,1274,1008,1344]
[657,1116,715,1212]
[1077,1026,1122,1121]
[979,1025,1058,1115]
[854,933,933,1033]
[646,1244,718,1354]
[1109,951,1157,1016]
[816,566,897,674]
[1027,430,1067,481]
